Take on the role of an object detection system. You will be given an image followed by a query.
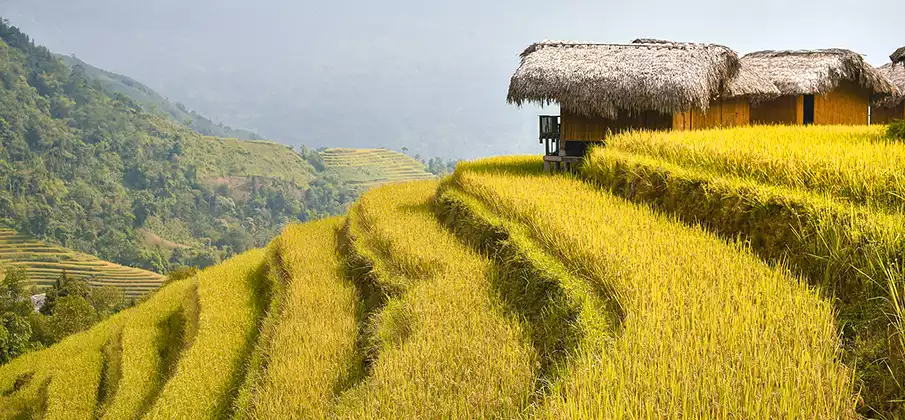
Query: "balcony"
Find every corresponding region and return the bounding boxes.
[539,115,579,173]
[538,115,560,156]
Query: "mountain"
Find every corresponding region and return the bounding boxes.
[56,54,262,141]
[0,20,358,274]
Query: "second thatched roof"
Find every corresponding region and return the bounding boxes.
[875,63,905,108]
[507,40,778,119]
[740,49,895,96]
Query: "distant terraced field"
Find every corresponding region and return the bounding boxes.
[0,227,165,299]
[319,148,436,188]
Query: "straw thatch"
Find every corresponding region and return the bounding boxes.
[629,39,779,100]
[507,40,778,119]
[891,46,905,64]
[874,63,905,107]
[740,49,895,96]
[723,58,781,99]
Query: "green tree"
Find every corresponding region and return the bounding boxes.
[0,267,33,316]
[0,313,33,363]
[88,285,125,317]
[40,271,91,315]
[27,312,52,347]
[46,295,96,342]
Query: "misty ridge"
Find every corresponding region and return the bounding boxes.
[2,0,902,159]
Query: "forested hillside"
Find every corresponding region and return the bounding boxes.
[0,20,358,273]
[57,54,262,140]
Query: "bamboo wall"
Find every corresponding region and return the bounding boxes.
[814,80,870,125]
[871,103,905,124]
[751,81,871,126]
[560,109,672,141]
[751,96,802,125]
[672,98,751,130]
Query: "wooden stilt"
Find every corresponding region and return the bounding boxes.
[544,155,582,174]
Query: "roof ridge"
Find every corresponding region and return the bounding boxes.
[521,40,732,57]
[740,47,894,96]
[743,48,863,58]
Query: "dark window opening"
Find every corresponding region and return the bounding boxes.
[563,141,603,157]
[803,95,815,125]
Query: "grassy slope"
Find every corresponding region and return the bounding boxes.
[100,280,197,419]
[0,144,868,417]
[450,157,853,417]
[585,125,905,416]
[320,148,435,188]
[333,181,534,417]
[186,137,314,185]
[143,249,268,419]
[236,217,359,418]
[0,227,165,298]
[0,277,197,419]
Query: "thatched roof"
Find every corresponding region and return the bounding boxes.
[507,40,778,119]
[628,39,778,100]
[891,46,905,64]
[740,49,895,96]
[874,63,905,107]
[723,63,781,99]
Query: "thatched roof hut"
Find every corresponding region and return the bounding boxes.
[891,46,905,64]
[740,49,895,96]
[507,40,778,119]
[875,63,905,108]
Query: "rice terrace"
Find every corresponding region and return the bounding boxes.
[2,3,905,419]
[319,148,437,188]
[0,227,165,299]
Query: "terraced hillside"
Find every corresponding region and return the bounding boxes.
[0,227,165,299]
[2,145,868,418]
[582,125,905,416]
[319,148,435,188]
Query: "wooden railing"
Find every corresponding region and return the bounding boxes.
[539,115,560,156]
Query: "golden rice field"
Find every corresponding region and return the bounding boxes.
[0,227,165,299]
[605,125,905,210]
[4,125,905,418]
[320,148,436,188]
[585,125,905,416]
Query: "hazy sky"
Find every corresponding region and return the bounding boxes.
[0,0,902,158]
